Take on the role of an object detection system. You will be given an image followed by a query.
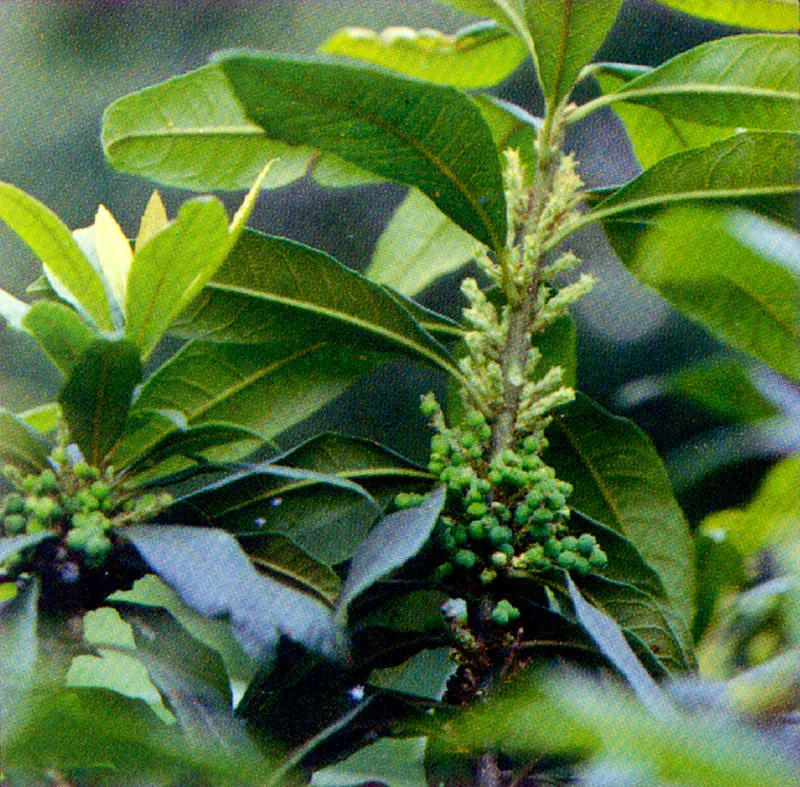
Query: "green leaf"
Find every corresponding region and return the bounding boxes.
[0,408,51,474]
[700,455,800,557]
[121,525,344,663]
[313,737,428,787]
[176,230,465,384]
[0,577,38,737]
[0,286,30,330]
[655,0,800,31]
[18,402,60,434]
[58,338,143,467]
[135,190,168,251]
[21,300,98,375]
[336,486,446,617]
[623,206,800,382]
[523,0,624,107]
[577,35,800,132]
[594,66,732,169]
[545,393,696,630]
[474,95,540,175]
[566,575,672,711]
[0,182,114,331]
[366,187,481,296]
[109,340,388,471]
[319,20,527,89]
[166,434,433,565]
[369,647,456,702]
[216,53,507,253]
[582,132,800,231]
[0,532,58,566]
[240,534,343,606]
[381,287,464,342]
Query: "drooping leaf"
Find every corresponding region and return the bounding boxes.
[58,338,142,467]
[655,0,800,31]
[336,485,446,617]
[240,534,342,606]
[121,525,344,663]
[366,187,481,296]
[319,20,527,89]
[594,66,733,169]
[0,287,30,330]
[0,408,51,474]
[0,181,114,331]
[174,230,468,387]
[0,577,39,736]
[624,206,800,382]
[523,0,624,107]
[93,204,133,310]
[135,190,168,251]
[578,35,800,133]
[577,132,800,237]
[567,575,672,712]
[21,300,98,375]
[545,393,696,630]
[165,433,433,565]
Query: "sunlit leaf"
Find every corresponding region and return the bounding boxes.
[135,190,168,251]
[94,204,133,310]
[655,0,800,31]
[22,300,98,375]
[17,402,60,434]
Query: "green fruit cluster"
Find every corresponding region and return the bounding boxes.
[491,598,520,628]
[417,397,609,605]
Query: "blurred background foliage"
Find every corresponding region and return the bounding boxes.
[0,0,794,521]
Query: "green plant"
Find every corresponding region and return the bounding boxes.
[0,1,798,785]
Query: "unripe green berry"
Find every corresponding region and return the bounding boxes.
[588,548,608,569]
[464,411,485,429]
[460,432,477,450]
[428,459,446,475]
[557,550,578,569]
[491,551,509,568]
[508,468,528,488]
[478,424,492,441]
[488,468,504,485]
[433,562,454,582]
[32,497,60,521]
[514,505,531,525]
[4,514,26,535]
[74,462,98,480]
[25,517,46,534]
[480,568,497,584]
[453,549,478,571]
[491,607,509,627]
[76,490,100,512]
[36,469,60,495]
[489,525,513,547]
[573,556,591,576]
[521,455,543,471]
[467,520,486,541]
[546,491,566,511]
[430,435,450,456]
[452,525,468,546]
[522,436,540,454]
[497,542,514,558]
[440,533,457,554]
[561,536,579,552]
[66,527,91,550]
[501,449,518,466]
[532,508,554,525]
[22,475,38,493]
[3,494,25,515]
[468,445,484,460]
[83,533,112,566]
[577,534,597,556]
[466,502,488,518]
[90,481,111,501]
[543,538,562,558]
[51,446,68,464]
[420,395,438,418]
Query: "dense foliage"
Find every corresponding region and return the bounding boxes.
[1,1,799,785]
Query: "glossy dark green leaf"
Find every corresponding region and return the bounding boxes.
[577,36,800,133]
[320,20,527,89]
[567,575,672,712]
[109,340,388,471]
[620,206,800,383]
[21,300,98,375]
[0,181,114,332]
[381,287,464,343]
[545,394,696,630]
[366,188,481,296]
[121,525,344,664]
[594,67,732,169]
[216,53,506,252]
[0,408,51,474]
[336,485,446,617]
[655,0,800,31]
[58,338,142,467]
[0,577,38,737]
[175,230,467,386]
[165,434,433,565]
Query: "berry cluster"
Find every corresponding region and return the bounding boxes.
[405,396,608,627]
[1,450,171,577]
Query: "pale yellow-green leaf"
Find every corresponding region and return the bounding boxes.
[228,158,276,239]
[656,0,799,31]
[135,190,168,252]
[94,205,133,310]
[0,287,30,330]
[18,402,60,434]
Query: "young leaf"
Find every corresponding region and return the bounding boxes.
[566,575,672,713]
[18,402,60,435]
[625,206,800,383]
[574,35,800,132]
[523,0,624,108]
[594,66,732,169]
[545,393,696,630]
[0,182,114,331]
[121,525,344,664]
[174,230,473,390]
[58,338,143,466]
[319,21,527,89]
[109,341,389,471]
[94,204,133,310]
[655,0,800,31]
[0,409,51,474]
[366,188,481,296]
[336,485,446,617]
[21,300,98,375]
[135,190,168,251]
